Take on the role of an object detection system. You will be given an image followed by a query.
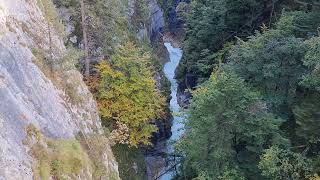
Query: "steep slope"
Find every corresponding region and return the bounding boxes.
[0,0,119,179]
[148,0,165,41]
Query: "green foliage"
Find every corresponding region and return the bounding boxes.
[218,168,245,180]
[54,0,78,7]
[259,146,312,180]
[77,133,119,180]
[37,0,65,35]
[86,0,128,55]
[55,0,129,56]
[177,72,284,179]
[276,11,320,38]
[301,37,320,91]
[177,0,281,84]
[176,0,226,84]
[225,13,320,146]
[25,125,89,179]
[131,0,149,31]
[46,140,87,178]
[227,29,308,118]
[191,171,211,180]
[177,1,320,85]
[176,2,320,180]
[97,42,165,146]
[59,46,84,71]
[25,125,120,180]
[294,93,320,142]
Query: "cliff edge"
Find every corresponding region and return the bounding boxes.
[0,0,119,179]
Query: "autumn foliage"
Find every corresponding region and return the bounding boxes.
[97,42,165,147]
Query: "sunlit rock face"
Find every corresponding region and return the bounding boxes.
[0,0,119,179]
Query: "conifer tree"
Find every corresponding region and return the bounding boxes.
[178,72,284,178]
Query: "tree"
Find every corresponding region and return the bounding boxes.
[80,0,90,78]
[176,0,226,85]
[37,0,65,76]
[227,28,308,119]
[86,0,128,55]
[177,72,284,179]
[176,0,281,86]
[293,93,320,142]
[294,36,320,143]
[175,3,320,180]
[300,36,320,91]
[259,146,312,180]
[55,0,128,56]
[97,42,165,147]
[276,11,320,39]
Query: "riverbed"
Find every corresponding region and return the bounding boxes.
[145,42,184,180]
[159,42,184,180]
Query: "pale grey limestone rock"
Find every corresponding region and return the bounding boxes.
[0,0,119,179]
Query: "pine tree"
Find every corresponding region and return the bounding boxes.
[178,72,284,178]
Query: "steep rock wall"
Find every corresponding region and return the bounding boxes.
[130,0,164,42]
[148,0,165,41]
[0,0,119,179]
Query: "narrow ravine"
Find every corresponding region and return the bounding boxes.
[159,42,184,180]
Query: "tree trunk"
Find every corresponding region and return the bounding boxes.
[80,0,90,78]
[47,21,54,77]
[269,0,275,27]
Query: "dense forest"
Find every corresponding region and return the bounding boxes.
[170,0,320,179]
[51,0,320,179]
[2,0,320,179]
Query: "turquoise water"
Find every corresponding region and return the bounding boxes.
[160,42,184,180]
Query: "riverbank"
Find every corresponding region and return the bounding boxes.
[145,32,187,180]
[146,42,183,180]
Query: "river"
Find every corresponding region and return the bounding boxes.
[159,42,184,180]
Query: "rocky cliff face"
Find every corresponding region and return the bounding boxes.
[0,0,119,179]
[131,0,164,42]
[148,0,165,41]
[160,0,189,35]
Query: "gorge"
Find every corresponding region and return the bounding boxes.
[5,0,320,180]
[159,42,184,180]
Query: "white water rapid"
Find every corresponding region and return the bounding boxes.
[160,42,184,180]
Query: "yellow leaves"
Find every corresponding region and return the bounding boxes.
[96,42,165,147]
[193,87,209,96]
[98,61,124,79]
[309,174,320,180]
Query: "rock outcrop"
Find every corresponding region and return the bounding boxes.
[148,0,165,41]
[130,0,164,42]
[0,0,119,179]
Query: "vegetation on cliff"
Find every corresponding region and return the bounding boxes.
[24,124,118,180]
[30,0,169,179]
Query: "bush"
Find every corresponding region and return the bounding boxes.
[25,125,89,179]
